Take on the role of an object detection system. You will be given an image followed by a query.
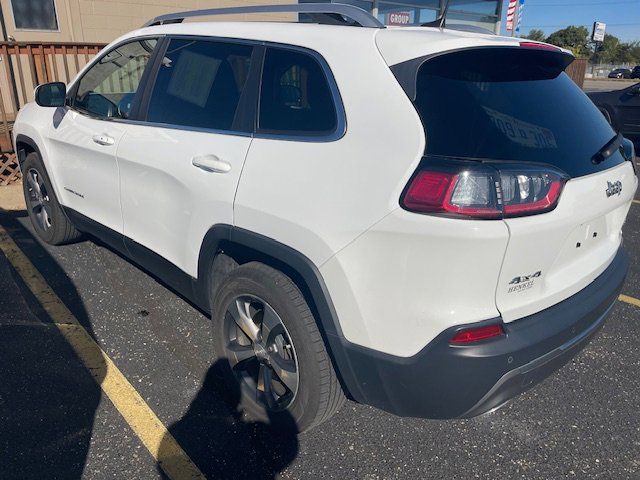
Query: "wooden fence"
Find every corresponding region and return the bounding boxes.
[0,41,105,185]
[566,58,588,89]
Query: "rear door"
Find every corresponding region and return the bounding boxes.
[117,37,259,276]
[405,46,638,322]
[48,38,158,232]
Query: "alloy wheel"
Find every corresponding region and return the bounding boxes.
[26,168,53,232]
[224,294,299,411]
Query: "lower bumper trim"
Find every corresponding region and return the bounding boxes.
[461,301,615,418]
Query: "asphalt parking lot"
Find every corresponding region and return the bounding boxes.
[1,169,640,480]
[583,78,637,92]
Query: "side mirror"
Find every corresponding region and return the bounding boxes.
[35,82,67,107]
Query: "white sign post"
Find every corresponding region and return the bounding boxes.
[592,21,606,42]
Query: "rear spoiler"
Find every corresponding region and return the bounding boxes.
[390,45,574,101]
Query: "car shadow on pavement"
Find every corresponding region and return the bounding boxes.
[0,211,104,480]
[157,360,299,480]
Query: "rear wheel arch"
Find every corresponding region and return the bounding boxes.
[196,225,361,401]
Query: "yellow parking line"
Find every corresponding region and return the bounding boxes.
[0,226,205,480]
[633,200,640,205]
[619,294,640,308]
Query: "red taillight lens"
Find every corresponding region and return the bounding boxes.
[449,324,505,345]
[401,160,568,219]
[402,171,455,212]
[403,170,501,219]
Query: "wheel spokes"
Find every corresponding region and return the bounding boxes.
[226,342,256,367]
[228,298,260,342]
[27,172,40,196]
[41,205,52,229]
[224,294,299,411]
[260,306,282,340]
[257,364,277,409]
[269,352,298,392]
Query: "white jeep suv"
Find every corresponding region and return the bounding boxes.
[13,4,638,432]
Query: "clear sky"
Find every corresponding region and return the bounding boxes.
[499,0,640,42]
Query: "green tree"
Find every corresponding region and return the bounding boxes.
[595,34,622,63]
[524,29,546,42]
[619,42,640,65]
[591,35,640,64]
[545,26,590,57]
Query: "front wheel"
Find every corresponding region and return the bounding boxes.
[22,152,81,245]
[211,262,345,432]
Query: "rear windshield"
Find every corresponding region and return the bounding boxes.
[410,48,624,177]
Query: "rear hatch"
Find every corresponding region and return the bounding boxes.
[390,44,638,322]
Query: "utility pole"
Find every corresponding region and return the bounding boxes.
[494,0,503,35]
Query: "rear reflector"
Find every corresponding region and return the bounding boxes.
[449,324,505,345]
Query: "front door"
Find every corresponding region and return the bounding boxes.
[47,38,158,233]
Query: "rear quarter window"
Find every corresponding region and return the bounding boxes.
[258,47,337,136]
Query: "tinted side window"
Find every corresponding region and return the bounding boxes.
[75,38,157,119]
[259,48,337,135]
[146,39,253,131]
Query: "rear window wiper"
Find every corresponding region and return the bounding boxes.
[592,133,623,165]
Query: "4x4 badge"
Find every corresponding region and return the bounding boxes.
[606,180,622,197]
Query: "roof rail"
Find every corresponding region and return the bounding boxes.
[142,3,385,29]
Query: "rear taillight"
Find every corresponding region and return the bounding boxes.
[401,158,568,219]
[449,323,505,345]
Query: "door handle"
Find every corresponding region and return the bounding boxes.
[191,155,231,174]
[92,134,115,146]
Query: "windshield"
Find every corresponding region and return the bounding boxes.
[411,48,624,177]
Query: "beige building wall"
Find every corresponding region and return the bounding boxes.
[1,0,296,44]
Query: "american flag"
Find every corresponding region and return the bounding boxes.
[506,0,517,31]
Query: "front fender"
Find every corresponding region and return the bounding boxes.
[13,104,64,199]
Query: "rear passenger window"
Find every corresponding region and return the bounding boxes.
[258,48,337,135]
[146,39,253,131]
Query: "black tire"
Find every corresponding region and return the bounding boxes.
[22,151,81,245]
[211,261,345,432]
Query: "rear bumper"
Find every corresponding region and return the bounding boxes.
[337,247,628,418]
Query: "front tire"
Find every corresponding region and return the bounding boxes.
[22,151,81,245]
[211,261,345,432]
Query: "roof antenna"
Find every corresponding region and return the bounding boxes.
[421,0,450,29]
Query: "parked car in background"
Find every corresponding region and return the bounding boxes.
[631,66,640,79]
[589,83,640,146]
[608,68,632,79]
